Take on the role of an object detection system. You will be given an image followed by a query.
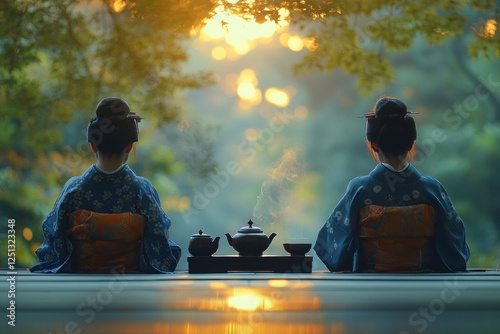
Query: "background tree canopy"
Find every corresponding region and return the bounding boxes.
[224,0,500,94]
[1,0,499,269]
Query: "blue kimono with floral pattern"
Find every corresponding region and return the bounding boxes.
[314,164,470,272]
[30,164,181,273]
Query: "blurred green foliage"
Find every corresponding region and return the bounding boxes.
[0,0,218,267]
[225,0,500,95]
[1,0,499,269]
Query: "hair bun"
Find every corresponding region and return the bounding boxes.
[374,97,407,120]
[95,97,130,119]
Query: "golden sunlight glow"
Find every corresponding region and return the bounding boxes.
[238,68,258,86]
[227,288,274,311]
[23,227,33,241]
[303,36,318,51]
[232,41,252,55]
[288,35,304,52]
[474,19,497,39]
[236,69,262,106]
[198,2,290,57]
[484,19,497,38]
[280,34,317,52]
[110,0,127,13]
[212,46,228,60]
[237,82,258,100]
[265,87,290,107]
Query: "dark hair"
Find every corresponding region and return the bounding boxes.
[365,96,417,157]
[86,97,141,156]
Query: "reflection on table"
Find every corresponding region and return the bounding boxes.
[1,270,499,334]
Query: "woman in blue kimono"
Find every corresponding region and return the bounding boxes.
[30,97,181,273]
[314,96,470,272]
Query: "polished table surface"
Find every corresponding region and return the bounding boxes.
[1,269,500,334]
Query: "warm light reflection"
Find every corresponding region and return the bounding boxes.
[94,322,339,333]
[171,281,321,313]
[209,281,228,290]
[268,279,290,288]
[227,288,274,311]
[110,0,126,13]
[265,87,290,107]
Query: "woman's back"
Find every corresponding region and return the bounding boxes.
[313,96,469,272]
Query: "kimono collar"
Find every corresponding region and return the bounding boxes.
[85,164,136,185]
[381,162,409,172]
[369,163,422,183]
[95,164,126,175]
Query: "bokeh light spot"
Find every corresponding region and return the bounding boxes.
[265,87,290,107]
[23,227,33,241]
[212,46,227,60]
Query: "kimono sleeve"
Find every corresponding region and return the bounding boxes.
[30,180,74,273]
[313,179,362,272]
[137,180,181,273]
[430,179,470,271]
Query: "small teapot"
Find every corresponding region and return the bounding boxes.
[188,230,220,257]
[225,219,277,256]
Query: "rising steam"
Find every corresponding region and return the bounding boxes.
[253,148,304,226]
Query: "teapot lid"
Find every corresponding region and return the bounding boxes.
[191,229,212,238]
[237,220,263,234]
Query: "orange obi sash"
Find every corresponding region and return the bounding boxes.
[66,210,146,274]
[358,204,436,272]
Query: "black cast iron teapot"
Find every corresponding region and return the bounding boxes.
[225,219,277,256]
[188,230,220,256]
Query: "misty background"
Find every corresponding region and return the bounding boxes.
[166,24,500,270]
[1,1,499,271]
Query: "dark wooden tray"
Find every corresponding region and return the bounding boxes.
[187,255,313,274]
